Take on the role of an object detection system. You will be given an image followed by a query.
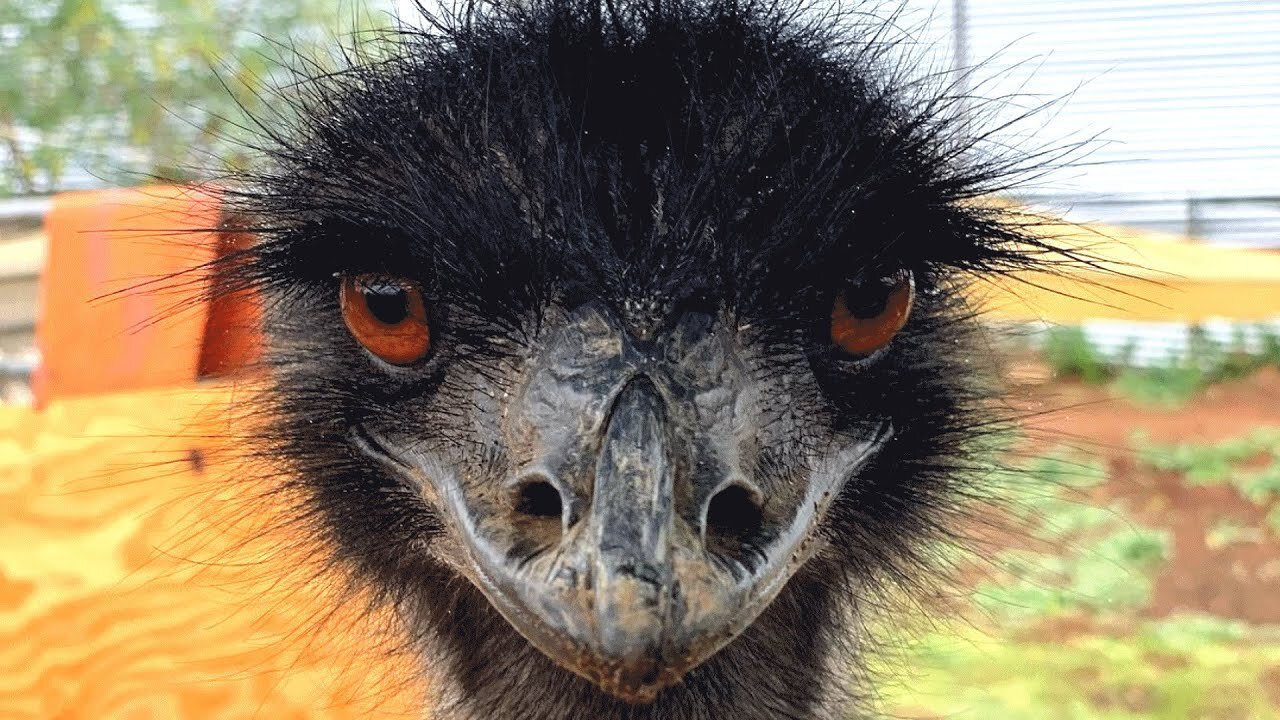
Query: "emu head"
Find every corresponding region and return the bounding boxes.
[224,0,1053,711]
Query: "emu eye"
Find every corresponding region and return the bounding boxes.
[830,269,914,357]
[340,273,431,365]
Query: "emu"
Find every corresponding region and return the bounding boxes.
[215,1,1065,717]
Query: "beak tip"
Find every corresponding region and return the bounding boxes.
[586,656,678,704]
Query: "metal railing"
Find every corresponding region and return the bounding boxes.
[0,196,51,222]
[1020,193,1280,248]
[0,350,37,404]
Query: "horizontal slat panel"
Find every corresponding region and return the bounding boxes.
[0,275,39,334]
[0,330,34,355]
[905,0,1280,239]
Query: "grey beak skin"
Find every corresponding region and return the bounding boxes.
[355,302,889,702]
[588,376,677,684]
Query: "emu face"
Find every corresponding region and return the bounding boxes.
[232,1,1046,712]
[348,277,900,700]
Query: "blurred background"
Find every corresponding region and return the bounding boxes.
[1,1,1279,718]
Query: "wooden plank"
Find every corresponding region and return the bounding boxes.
[979,211,1280,322]
[0,385,424,718]
[33,187,221,405]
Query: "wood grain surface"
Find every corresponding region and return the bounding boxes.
[0,385,424,719]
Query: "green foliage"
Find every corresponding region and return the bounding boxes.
[1261,328,1280,367]
[1038,324,1280,408]
[876,615,1280,720]
[1133,428,1280,503]
[1042,326,1116,384]
[977,525,1171,621]
[1028,452,1111,490]
[1111,366,1207,408]
[1241,462,1280,504]
[978,450,1171,622]
[1205,519,1265,550]
[0,0,389,194]
[1004,453,1112,533]
[1267,505,1280,535]
[876,442,1280,719]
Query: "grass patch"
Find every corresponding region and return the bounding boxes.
[873,446,1280,718]
[869,429,1280,719]
[1039,324,1280,407]
[1205,519,1267,549]
[978,450,1171,623]
[1133,428,1280,504]
[877,615,1280,720]
[1111,367,1209,408]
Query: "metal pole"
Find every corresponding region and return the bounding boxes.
[951,0,971,131]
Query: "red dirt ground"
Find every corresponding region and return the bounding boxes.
[1006,366,1280,623]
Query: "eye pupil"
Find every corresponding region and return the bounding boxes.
[845,282,891,319]
[363,283,410,325]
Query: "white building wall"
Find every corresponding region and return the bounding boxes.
[904,0,1280,247]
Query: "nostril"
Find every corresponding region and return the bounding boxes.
[704,482,765,542]
[513,478,565,521]
[505,474,573,562]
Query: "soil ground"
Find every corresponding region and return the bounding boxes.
[1009,366,1280,624]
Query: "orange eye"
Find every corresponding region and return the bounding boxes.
[830,270,914,357]
[340,273,431,365]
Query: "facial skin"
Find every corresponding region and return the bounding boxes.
[221,2,1057,717]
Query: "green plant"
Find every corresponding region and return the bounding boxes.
[0,0,389,194]
[1258,324,1280,367]
[1205,520,1265,549]
[1133,429,1280,501]
[871,441,1280,718]
[1041,326,1114,383]
[873,614,1280,720]
[1036,324,1280,408]
[979,449,1171,622]
[1267,506,1280,535]
[1239,463,1280,504]
[1112,365,1205,407]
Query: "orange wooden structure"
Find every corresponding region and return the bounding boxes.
[32,186,259,406]
[8,187,421,719]
[0,385,423,719]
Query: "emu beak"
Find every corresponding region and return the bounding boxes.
[579,376,677,683]
[485,376,729,702]
[371,307,889,703]
[448,374,883,703]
